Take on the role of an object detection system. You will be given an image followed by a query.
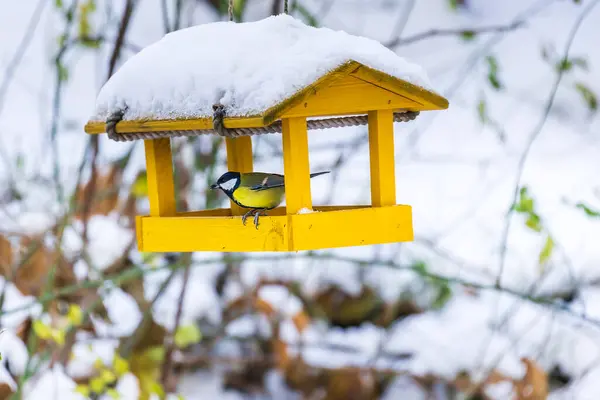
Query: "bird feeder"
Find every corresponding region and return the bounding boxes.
[84,15,448,253]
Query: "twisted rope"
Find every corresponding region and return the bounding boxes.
[228,0,233,21]
[105,107,419,142]
[284,0,289,14]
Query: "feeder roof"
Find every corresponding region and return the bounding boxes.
[88,14,446,127]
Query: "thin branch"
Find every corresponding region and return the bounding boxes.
[271,0,281,16]
[81,0,138,242]
[160,256,193,389]
[388,20,526,48]
[161,0,171,33]
[387,0,415,45]
[496,0,600,286]
[174,0,184,30]
[119,268,178,359]
[0,0,47,119]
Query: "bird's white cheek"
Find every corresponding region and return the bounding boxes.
[220,180,236,191]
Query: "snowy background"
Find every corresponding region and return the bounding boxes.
[1,0,600,399]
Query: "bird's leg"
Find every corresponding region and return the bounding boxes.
[241,209,257,226]
[253,209,267,230]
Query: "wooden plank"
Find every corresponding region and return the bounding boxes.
[281,75,420,119]
[225,136,254,215]
[84,116,268,135]
[144,138,176,216]
[290,205,413,251]
[85,60,449,136]
[281,117,312,215]
[262,61,361,124]
[368,110,396,207]
[176,205,369,218]
[351,65,449,110]
[134,205,413,252]
[136,214,290,252]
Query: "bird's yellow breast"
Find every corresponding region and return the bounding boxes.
[231,186,285,209]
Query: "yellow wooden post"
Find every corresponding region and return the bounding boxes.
[368,110,396,207]
[225,136,254,215]
[144,138,176,216]
[282,117,312,214]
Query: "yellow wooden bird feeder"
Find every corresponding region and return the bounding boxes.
[84,15,448,253]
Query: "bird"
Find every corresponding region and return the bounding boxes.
[210,170,330,228]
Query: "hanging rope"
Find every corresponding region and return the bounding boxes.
[228,0,234,21]
[103,107,419,142]
[284,0,289,14]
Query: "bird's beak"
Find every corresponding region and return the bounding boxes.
[210,184,218,190]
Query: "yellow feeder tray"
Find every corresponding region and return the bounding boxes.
[85,21,448,253]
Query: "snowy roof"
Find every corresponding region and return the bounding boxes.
[87,14,447,132]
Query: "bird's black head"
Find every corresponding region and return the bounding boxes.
[210,171,241,193]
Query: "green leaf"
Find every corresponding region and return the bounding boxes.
[149,381,165,397]
[486,56,503,90]
[432,284,452,310]
[131,173,148,197]
[232,0,246,21]
[487,73,502,90]
[57,63,69,82]
[294,3,319,27]
[525,213,542,232]
[55,0,63,8]
[572,57,588,70]
[576,202,600,218]
[81,37,101,49]
[106,388,120,399]
[554,56,587,73]
[460,30,476,41]
[74,385,90,397]
[57,33,68,48]
[15,154,24,170]
[412,260,427,275]
[113,354,130,376]
[448,0,458,10]
[90,376,105,394]
[538,235,554,265]
[574,82,598,113]
[67,304,83,326]
[556,58,573,72]
[32,320,52,340]
[174,324,202,348]
[486,56,498,74]
[477,99,487,123]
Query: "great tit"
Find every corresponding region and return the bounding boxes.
[210,170,330,228]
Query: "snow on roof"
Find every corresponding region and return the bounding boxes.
[91,14,433,122]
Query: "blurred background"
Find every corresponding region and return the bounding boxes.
[1,0,599,399]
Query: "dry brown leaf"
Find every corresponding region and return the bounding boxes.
[0,382,13,399]
[292,310,311,333]
[283,356,324,396]
[515,358,548,400]
[120,276,148,310]
[13,237,76,297]
[315,286,382,328]
[128,319,167,354]
[74,165,122,219]
[326,368,378,400]
[0,235,12,278]
[376,300,422,327]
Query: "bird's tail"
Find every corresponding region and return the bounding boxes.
[309,171,330,179]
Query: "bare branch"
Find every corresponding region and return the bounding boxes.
[496,0,600,285]
[0,0,47,119]
[388,20,526,48]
